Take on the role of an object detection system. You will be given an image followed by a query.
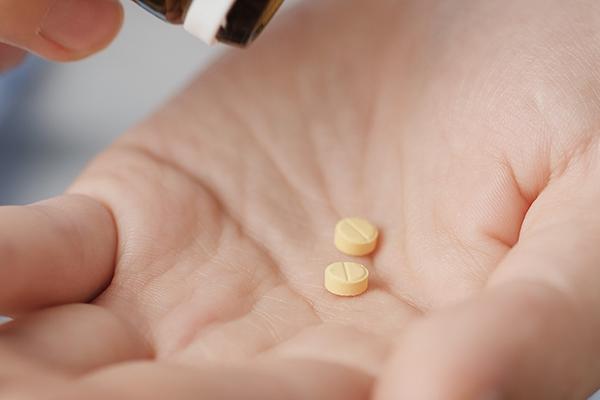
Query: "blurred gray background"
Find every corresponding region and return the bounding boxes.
[0,2,599,399]
[0,1,221,205]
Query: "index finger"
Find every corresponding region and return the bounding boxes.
[0,195,117,316]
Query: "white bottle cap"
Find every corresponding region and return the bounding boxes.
[183,0,236,44]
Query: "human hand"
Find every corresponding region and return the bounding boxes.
[2,0,600,398]
[0,0,122,72]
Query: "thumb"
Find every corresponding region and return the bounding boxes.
[0,0,123,61]
[376,146,600,399]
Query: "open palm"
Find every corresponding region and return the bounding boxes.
[2,1,600,399]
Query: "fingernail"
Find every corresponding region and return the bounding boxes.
[39,0,122,52]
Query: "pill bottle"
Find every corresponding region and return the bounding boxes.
[132,0,284,46]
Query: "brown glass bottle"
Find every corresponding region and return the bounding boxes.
[132,0,284,46]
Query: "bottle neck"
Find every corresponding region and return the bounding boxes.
[132,0,194,24]
[132,0,285,46]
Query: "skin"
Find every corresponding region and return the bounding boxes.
[0,0,122,69]
[1,0,600,398]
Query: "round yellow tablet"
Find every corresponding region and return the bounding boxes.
[324,262,369,297]
[334,217,379,256]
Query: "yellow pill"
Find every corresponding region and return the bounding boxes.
[324,262,369,296]
[334,217,379,256]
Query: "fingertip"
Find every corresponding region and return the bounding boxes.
[37,0,123,61]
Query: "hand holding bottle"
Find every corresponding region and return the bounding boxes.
[0,0,123,72]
